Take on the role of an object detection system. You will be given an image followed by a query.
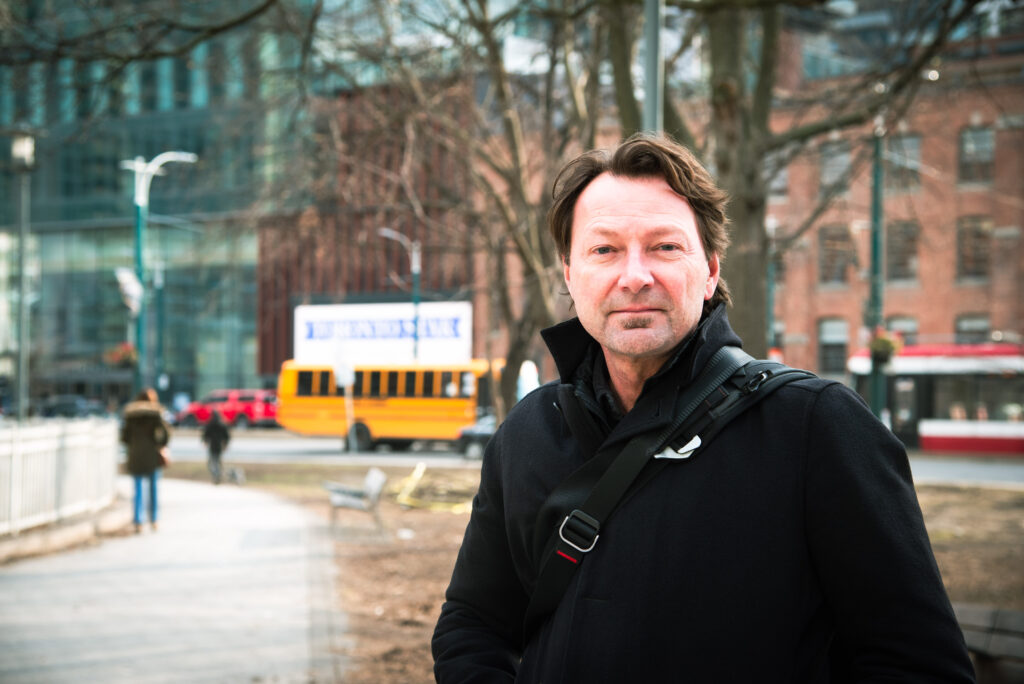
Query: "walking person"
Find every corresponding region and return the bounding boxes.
[120,388,171,533]
[201,410,231,485]
[432,134,973,681]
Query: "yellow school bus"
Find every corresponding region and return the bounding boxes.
[276,358,500,450]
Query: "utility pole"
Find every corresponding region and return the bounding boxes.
[12,129,35,421]
[643,0,664,134]
[765,215,778,352]
[867,122,886,418]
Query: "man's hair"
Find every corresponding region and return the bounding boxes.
[548,133,731,313]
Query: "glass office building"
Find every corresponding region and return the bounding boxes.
[0,21,301,410]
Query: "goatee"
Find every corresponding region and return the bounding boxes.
[621,315,653,330]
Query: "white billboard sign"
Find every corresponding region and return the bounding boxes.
[294,301,473,365]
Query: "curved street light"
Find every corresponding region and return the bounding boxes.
[377,227,422,361]
[120,152,198,393]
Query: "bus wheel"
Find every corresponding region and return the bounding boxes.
[464,441,485,461]
[348,423,372,452]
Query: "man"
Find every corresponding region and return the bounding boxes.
[432,135,974,682]
[201,410,231,485]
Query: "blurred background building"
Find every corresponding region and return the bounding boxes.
[1,0,1021,443]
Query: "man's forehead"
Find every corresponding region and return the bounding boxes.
[573,174,696,236]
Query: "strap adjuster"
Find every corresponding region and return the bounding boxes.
[559,509,600,553]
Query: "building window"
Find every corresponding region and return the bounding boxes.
[958,127,993,184]
[820,141,850,197]
[106,64,123,118]
[886,316,918,346]
[886,220,919,281]
[956,216,991,280]
[140,60,158,112]
[242,34,261,100]
[173,56,191,109]
[818,318,849,376]
[74,61,92,120]
[818,224,856,284]
[207,40,227,105]
[885,134,920,192]
[955,315,990,344]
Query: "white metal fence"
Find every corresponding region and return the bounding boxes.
[0,418,119,536]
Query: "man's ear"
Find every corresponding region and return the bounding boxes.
[704,253,720,300]
[562,255,572,293]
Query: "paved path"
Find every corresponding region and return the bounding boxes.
[0,477,346,683]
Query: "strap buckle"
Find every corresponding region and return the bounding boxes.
[559,509,600,553]
[742,369,771,394]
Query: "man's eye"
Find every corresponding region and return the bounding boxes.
[594,246,614,255]
[656,244,680,251]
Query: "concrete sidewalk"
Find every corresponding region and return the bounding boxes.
[0,476,346,683]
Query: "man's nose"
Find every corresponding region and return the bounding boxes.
[617,249,654,292]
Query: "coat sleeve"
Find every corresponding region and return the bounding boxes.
[803,383,975,682]
[432,425,529,683]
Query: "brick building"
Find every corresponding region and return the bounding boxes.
[766,32,1024,443]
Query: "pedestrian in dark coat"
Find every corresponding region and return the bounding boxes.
[431,135,974,682]
[120,387,171,533]
[201,410,231,484]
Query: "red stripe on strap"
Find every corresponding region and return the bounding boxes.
[556,550,579,564]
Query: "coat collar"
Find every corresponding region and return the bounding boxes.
[540,303,743,390]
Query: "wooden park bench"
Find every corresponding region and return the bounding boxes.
[323,467,388,531]
[954,603,1024,683]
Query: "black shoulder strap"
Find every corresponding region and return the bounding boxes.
[522,350,815,639]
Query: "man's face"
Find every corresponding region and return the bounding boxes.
[564,173,719,368]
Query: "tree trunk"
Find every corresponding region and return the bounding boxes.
[708,7,768,358]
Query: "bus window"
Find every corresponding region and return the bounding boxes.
[318,370,332,396]
[369,371,382,397]
[297,371,314,397]
[441,371,456,397]
[404,371,418,397]
[477,373,494,413]
[461,372,476,398]
[387,372,399,397]
[423,371,435,397]
[352,371,364,398]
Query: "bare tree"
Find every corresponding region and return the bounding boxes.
[3,0,995,408]
[304,0,991,409]
[288,0,602,415]
[0,0,282,66]
[606,0,988,356]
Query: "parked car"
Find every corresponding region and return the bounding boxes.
[38,394,108,418]
[454,413,497,460]
[177,389,278,428]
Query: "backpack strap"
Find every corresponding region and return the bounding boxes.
[524,346,753,638]
[522,349,815,639]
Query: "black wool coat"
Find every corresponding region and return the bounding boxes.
[432,307,974,683]
[120,400,171,476]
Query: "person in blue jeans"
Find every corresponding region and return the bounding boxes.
[120,388,171,533]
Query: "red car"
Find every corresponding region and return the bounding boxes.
[177,389,278,428]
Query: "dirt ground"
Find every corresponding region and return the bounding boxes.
[315,472,1024,684]
[161,461,1023,682]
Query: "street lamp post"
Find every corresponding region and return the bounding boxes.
[120,152,197,393]
[12,130,35,421]
[377,227,422,361]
